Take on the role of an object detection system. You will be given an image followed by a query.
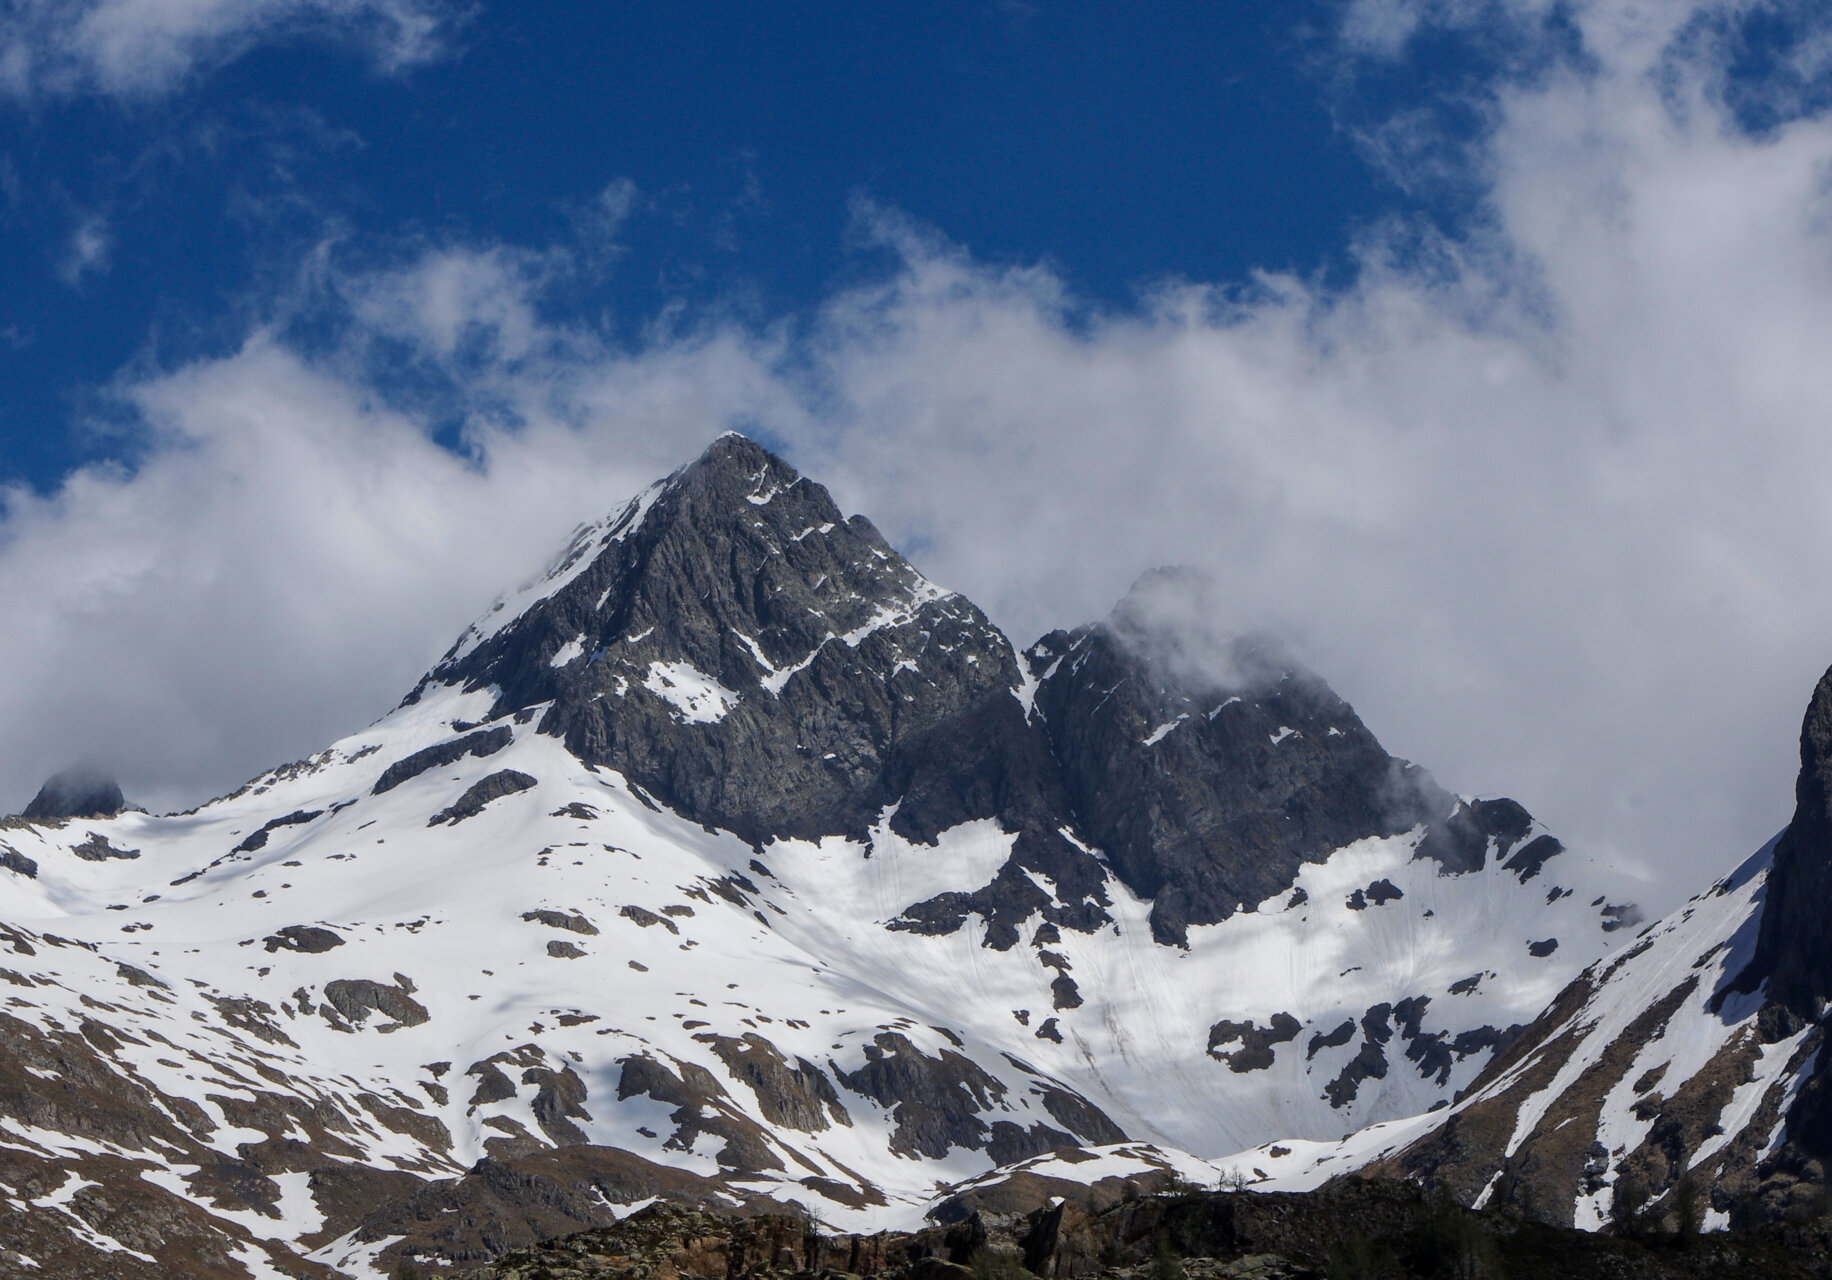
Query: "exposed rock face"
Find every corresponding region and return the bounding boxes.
[426,434,1108,944]
[1741,664,1832,1017]
[262,924,345,953]
[429,768,538,825]
[322,977,431,1029]
[835,1032,1026,1159]
[21,765,125,820]
[418,439,1563,956]
[430,437,1045,846]
[373,727,512,795]
[1029,569,1536,945]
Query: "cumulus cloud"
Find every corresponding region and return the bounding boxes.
[0,0,460,98]
[0,323,788,816]
[7,0,1832,913]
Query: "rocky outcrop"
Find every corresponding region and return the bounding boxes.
[71,830,138,860]
[322,977,431,1029]
[416,439,1571,959]
[1740,664,1832,1018]
[1029,569,1537,946]
[430,439,1042,846]
[20,765,125,821]
[429,769,538,825]
[455,1183,1832,1280]
[262,924,345,953]
[373,727,513,795]
[702,1033,852,1134]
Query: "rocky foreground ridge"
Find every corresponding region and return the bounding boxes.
[451,1187,1832,1280]
[0,436,1644,1276]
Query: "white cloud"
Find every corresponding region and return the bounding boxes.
[7,0,1832,914]
[0,0,461,99]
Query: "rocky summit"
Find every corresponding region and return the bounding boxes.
[19,763,125,821]
[0,436,1650,1276]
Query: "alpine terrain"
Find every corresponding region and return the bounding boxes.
[0,435,1646,1277]
[1222,659,1832,1237]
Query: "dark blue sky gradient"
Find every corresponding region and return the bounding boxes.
[0,2,1414,491]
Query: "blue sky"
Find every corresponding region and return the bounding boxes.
[1,2,1421,489]
[5,0,1832,912]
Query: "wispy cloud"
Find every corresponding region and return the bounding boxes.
[0,0,464,99]
[57,209,110,283]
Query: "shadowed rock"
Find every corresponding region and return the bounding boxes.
[1741,664,1832,1017]
[21,765,124,821]
[1029,568,1536,946]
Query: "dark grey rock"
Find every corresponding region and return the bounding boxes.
[829,1030,1122,1164]
[21,765,124,820]
[0,845,37,878]
[1325,1035,1391,1108]
[1307,1019,1355,1060]
[372,726,512,795]
[428,769,537,825]
[1207,1013,1301,1073]
[402,440,1562,969]
[234,809,323,854]
[1037,1086,1126,1145]
[1735,663,1832,1016]
[1449,1024,1521,1059]
[322,978,430,1028]
[523,1063,593,1146]
[619,904,678,935]
[467,1058,518,1106]
[702,1032,851,1133]
[421,435,1109,943]
[1502,833,1564,882]
[1028,568,1537,946]
[116,961,167,989]
[1393,996,1455,1085]
[615,1052,782,1173]
[522,909,599,936]
[985,1119,1077,1165]
[833,1032,1007,1159]
[71,831,139,861]
[263,925,344,954]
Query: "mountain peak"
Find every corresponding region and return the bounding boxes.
[418,436,1091,897]
[20,763,125,821]
[677,430,794,492]
[1028,573,1548,946]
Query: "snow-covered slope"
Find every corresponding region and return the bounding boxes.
[0,436,1639,1277]
[1219,664,1832,1236]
